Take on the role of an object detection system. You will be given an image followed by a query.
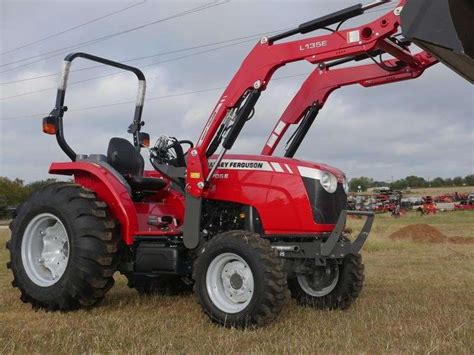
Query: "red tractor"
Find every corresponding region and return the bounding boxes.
[7,0,473,328]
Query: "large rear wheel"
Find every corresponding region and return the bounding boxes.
[193,231,288,328]
[6,183,119,311]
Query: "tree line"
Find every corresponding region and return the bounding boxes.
[349,175,474,192]
[0,177,58,218]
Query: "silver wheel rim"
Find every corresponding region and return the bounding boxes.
[206,252,254,314]
[21,213,70,287]
[297,262,339,297]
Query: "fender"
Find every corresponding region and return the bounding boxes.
[49,162,138,245]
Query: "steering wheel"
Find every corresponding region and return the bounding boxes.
[178,140,194,157]
[150,136,193,168]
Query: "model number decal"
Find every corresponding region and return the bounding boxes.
[212,173,229,179]
[299,40,328,51]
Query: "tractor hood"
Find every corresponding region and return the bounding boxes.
[401,0,474,83]
[210,154,346,183]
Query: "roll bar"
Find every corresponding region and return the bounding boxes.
[46,52,146,161]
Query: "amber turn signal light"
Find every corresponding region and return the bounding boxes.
[42,116,58,135]
[139,132,150,148]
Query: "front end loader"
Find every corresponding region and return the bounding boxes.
[6,0,473,328]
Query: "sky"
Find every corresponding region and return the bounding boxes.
[0,0,472,183]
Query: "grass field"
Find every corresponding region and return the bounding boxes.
[1,211,473,353]
[403,186,474,196]
[365,185,474,196]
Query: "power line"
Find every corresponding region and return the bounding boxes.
[0,0,230,73]
[1,27,298,100]
[0,37,260,101]
[0,29,283,86]
[0,5,398,120]
[0,1,147,56]
[0,72,309,121]
[0,3,395,85]
[0,3,397,100]
[0,1,223,69]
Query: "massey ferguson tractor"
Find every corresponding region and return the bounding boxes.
[6,0,473,327]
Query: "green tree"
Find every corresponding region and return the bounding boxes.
[0,177,59,218]
[349,177,373,192]
[26,178,58,191]
[452,176,463,186]
[372,180,389,187]
[464,174,474,186]
[0,195,7,218]
[0,177,29,207]
[405,175,427,188]
[430,177,445,187]
[391,179,408,190]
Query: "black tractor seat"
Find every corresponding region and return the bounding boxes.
[103,137,167,193]
[127,175,167,191]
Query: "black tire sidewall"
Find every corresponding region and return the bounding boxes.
[295,260,340,296]
[11,202,77,303]
[8,184,118,309]
[289,254,364,309]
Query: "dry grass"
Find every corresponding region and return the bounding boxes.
[0,212,473,354]
[403,186,474,196]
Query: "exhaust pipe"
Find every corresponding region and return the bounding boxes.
[401,0,474,83]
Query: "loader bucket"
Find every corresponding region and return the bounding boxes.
[401,0,474,83]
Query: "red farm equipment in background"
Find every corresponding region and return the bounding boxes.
[420,196,438,215]
[6,0,473,328]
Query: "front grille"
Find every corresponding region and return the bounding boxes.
[302,178,347,224]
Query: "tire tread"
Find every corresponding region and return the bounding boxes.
[289,253,364,309]
[7,182,120,311]
[193,230,288,328]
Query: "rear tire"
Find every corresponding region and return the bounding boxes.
[6,183,119,311]
[288,254,364,309]
[193,231,288,328]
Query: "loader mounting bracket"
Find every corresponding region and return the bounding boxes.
[321,210,374,256]
[270,210,374,264]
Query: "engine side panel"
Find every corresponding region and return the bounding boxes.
[206,154,346,235]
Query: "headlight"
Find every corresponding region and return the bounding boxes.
[320,172,337,193]
[342,176,349,194]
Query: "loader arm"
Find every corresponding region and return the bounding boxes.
[182,0,473,249]
[186,0,426,198]
[261,50,438,156]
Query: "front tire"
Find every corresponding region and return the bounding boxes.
[6,183,119,311]
[289,254,364,309]
[193,231,288,328]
